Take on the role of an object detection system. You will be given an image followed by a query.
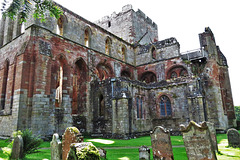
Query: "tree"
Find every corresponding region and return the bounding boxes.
[1,0,62,23]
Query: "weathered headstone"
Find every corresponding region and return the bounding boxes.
[150,126,174,160]
[180,121,217,160]
[139,145,150,160]
[50,133,62,160]
[206,122,218,152]
[62,127,83,160]
[11,135,24,159]
[67,142,100,160]
[98,148,107,159]
[227,128,240,148]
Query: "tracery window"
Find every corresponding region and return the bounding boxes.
[160,95,172,116]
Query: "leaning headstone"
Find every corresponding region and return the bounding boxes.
[139,145,150,160]
[227,128,240,148]
[62,127,83,160]
[67,142,100,160]
[50,133,62,160]
[11,135,24,159]
[98,148,107,159]
[180,121,217,160]
[150,126,174,160]
[206,122,218,152]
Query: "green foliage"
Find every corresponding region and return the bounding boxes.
[1,0,63,23]
[234,106,240,121]
[21,129,43,158]
[1,129,43,159]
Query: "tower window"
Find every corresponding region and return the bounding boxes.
[108,21,111,27]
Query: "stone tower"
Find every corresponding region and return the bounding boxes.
[95,4,158,45]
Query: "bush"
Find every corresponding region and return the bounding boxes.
[2,129,43,159]
[21,129,43,158]
[235,106,240,121]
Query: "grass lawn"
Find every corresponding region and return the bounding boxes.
[0,131,239,160]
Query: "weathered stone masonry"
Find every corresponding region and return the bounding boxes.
[0,3,236,138]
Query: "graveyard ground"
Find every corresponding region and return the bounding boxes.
[0,131,239,160]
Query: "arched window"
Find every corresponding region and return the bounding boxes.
[105,38,111,55]
[170,71,177,79]
[121,46,126,61]
[140,71,157,83]
[72,58,88,114]
[96,63,114,81]
[167,66,188,79]
[152,47,156,59]
[84,28,91,47]
[1,60,9,110]
[57,16,64,36]
[160,95,172,116]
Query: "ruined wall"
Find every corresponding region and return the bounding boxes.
[136,38,180,66]
[0,28,31,136]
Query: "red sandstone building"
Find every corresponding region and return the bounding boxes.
[0,4,236,138]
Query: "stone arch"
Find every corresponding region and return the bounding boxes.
[72,58,88,114]
[1,59,9,110]
[84,26,92,47]
[166,65,188,79]
[96,63,114,81]
[140,71,157,83]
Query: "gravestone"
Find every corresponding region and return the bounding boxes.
[50,133,62,160]
[180,121,217,160]
[67,142,100,160]
[98,148,107,159]
[206,122,218,152]
[150,126,174,160]
[227,128,240,148]
[139,145,150,160]
[11,135,23,159]
[62,127,84,160]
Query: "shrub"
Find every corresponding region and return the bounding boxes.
[2,129,43,159]
[21,129,43,158]
[235,106,240,121]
